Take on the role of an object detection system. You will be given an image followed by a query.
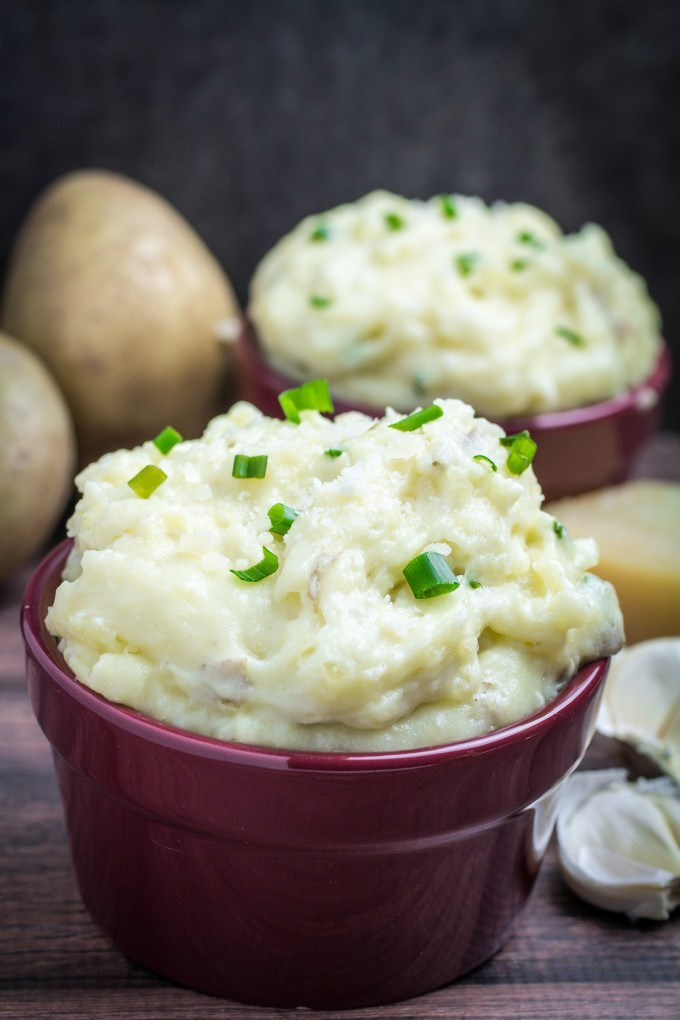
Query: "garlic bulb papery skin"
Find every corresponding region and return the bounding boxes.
[598,638,680,784]
[556,769,680,921]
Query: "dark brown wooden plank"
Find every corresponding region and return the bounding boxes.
[1,983,679,1020]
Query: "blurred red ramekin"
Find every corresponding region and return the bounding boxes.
[237,320,671,501]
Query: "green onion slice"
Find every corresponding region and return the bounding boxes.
[412,371,427,395]
[403,552,460,600]
[324,448,343,458]
[499,430,537,475]
[510,258,528,272]
[468,579,482,589]
[516,230,545,250]
[555,325,585,347]
[385,211,405,230]
[232,454,268,479]
[278,379,334,423]
[553,519,565,539]
[310,223,330,242]
[309,294,332,308]
[440,194,458,219]
[153,425,183,455]
[268,502,299,536]
[473,454,497,472]
[127,464,167,499]
[455,252,478,276]
[230,547,279,583]
[389,404,443,432]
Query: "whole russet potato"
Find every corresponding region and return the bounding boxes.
[0,331,76,583]
[1,170,240,463]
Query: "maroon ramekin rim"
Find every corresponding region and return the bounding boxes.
[22,539,609,773]
[499,343,671,433]
[239,316,671,428]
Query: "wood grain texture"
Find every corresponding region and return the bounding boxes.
[2,439,679,1019]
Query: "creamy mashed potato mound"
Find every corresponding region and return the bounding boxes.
[47,399,623,751]
[249,191,661,417]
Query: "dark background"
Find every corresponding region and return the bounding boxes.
[1,0,678,428]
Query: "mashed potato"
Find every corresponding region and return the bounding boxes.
[47,398,623,751]
[249,191,661,417]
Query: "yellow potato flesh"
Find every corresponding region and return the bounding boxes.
[547,481,680,645]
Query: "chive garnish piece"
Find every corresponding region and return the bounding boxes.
[473,454,497,472]
[309,294,332,308]
[310,223,330,242]
[499,430,537,475]
[517,230,545,250]
[385,212,405,230]
[412,371,427,395]
[440,194,458,219]
[553,519,565,539]
[468,579,482,589]
[232,454,268,479]
[555,325,585,347]
[127,464,167,498]
[403,552,460,600]
[455,252,478,276]
[279,379,334,423]
[511,259,528,272]
[153,426,183,455]
[230,547,279,583]
[389,405,444,431]
[324,448,343,458]
[268,503,299,536]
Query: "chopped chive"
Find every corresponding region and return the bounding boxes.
[230,547,279,583]
[517,230,545,250]
[268,503,299,536]
[468,579,482,589]
[499,429,531,446]
[552,519,565,539]
[153,425,183,455]
[412,371,428,396]
[510,259,528,272]
[455,252,479,276]
[232,454,268,479]
[440,194,458,219]
[309,294,332,308]
[310,223,331,242]
[403,551,460,600]
[385,211,405,230]
[499,430,537,475]
[555,325,585,347]
[389,404,444,432]
[127,464,167,499]
[324,448,343,458]
[473,454,497,472]
[279,379,334,423]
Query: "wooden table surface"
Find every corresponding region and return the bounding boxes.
[2,436,679,1020]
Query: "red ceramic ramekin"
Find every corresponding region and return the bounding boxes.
[237,321,671,501]
[23,540,609,1009]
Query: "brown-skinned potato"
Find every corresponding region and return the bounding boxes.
[1,170,240,464]
[0,331,76,583]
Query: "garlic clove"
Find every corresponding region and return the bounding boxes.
[556,769,680,921]
[597,638,680,784]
